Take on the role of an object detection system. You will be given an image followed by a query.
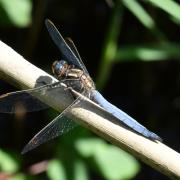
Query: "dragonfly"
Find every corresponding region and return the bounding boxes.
[0,20,162,154]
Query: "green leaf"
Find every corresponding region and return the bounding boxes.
[122,0,155,29]
[148,0,180,23]
[96,0,122,89]
[75,138,102,157]
[10,173,27,180]
[75,138,140,180]
[74,160,88,180]
[0,0,32,27]
[0,149,20,173]
[95,145,139,180]
[47,159,66,180]
[116,43,180,61]
[122,0,165,40]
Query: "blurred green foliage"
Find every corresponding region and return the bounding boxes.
[0,149,21,173]
[47,159,66,180]
[75,138,139,179]
[97,0,180,88]
[0,0,32,27]
[116,43,180,61]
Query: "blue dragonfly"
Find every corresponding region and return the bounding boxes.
[0,20,162,154]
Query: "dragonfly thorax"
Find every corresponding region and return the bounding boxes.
[52,60,95,94]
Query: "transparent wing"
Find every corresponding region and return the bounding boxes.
[21,97,80,154]
[65,38,89,75]
[45,19,89,75]
[0,82,66,113]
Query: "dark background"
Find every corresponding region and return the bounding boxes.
[0,0,180,179]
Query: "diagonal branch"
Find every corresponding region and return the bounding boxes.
[0,40,180,179]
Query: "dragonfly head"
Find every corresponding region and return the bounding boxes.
[52,60,69,78]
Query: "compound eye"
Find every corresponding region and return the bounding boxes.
[52,60,68,76]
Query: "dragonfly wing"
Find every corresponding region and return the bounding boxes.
[21,97,81,154]
[45,19,88,74]
[65,38,89,75]
[0,82,68,113]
